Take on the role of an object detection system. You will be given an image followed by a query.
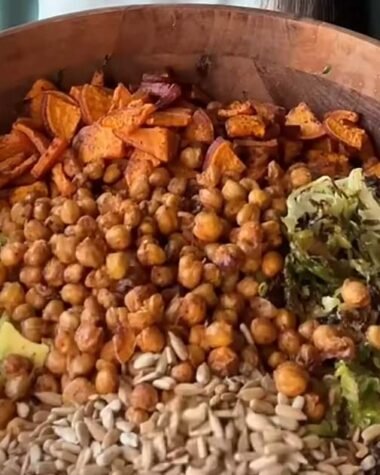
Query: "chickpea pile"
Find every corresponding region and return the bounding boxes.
[0,74,376,423]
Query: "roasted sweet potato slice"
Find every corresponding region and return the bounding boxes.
[324,110,359,123]
[51,163,76,197]
[109,83,133,111]
[0,130,36,161]
[245,149,271,182]
[73,124,125,163]
[225,115,266,139]
[0,153,25,173]
[25,79,57,100]
[42,91,81,141]
[306,150,351,178]
[199,137,246,186]
[309,136,338,153]
[185,108,214,143]
[69,86,83,102]
[140,81,181,109]
[31,137,68,178]
[285,102,325,140]
[282,139,303,164]
[13,122,50,154]
[9,182,48,205]
[250,101,286,123]
[117,127,179,162]
[146,107,193,127]
[25,79,57,128]
[0,154,37,188]
[324,114,366,150]
[99,103,156,133]
[79,84,112,125]
[218,101,254,119]
[124,150,160,187]
[113,324,136,364]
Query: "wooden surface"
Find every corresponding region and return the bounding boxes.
[0,5,380,143]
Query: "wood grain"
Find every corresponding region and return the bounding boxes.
[0,5,379,144]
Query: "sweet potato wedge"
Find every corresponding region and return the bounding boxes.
[306,150,351,178]
[25,79,57,100]
[250,101,286,123]
[199,137,246,186]
[285,102,325,140]
[9,182,48,205]
[185,108,214,143]
[42,91,81,141]
[324,114,366,150]
[140,81,181,109]
[13,122,50,154]
[25,79,57,128]
[324,110,359,123]
[124,150,160,187]
[109,83,133,111]
[116,127,179,162]
[225,115,266,139]
[31,137,68,178]
[73,124,125,163]
[146,107,193,127]
[113,324,136,364]
[51,163,76,197]
[218,101,254,118]
[99,103,156,133]
[0,130,36,161]
[0,154,38,188]
[79,84,112,125]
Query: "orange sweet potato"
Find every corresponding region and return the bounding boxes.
[73,124,125,163]
[185,109,214,143]
[306,150,351,178]
[324,110,359,123]
[117,127,179,162]
[42,91,81,141]
[51,163,76,197]
[286,102,325,140]
[13,122,50,154]
[99,103,156,133]
[25,79,57,128]
[324,114,366,150]
[0,130,36,161]
[218,101,254,118]
[124,149,160,187]
[0,154,38,188]
[225,115,266,139]
[79,84,112,125]
[146,107,193,127]
[113,324,136,364]
[31,137,68,178]
[199,137,246,186]
[109,83,133,111]
[9,182,48,205]
[69,86,83,102]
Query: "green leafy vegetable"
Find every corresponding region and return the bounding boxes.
[283,169,380,319]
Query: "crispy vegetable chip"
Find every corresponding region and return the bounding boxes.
[0,154,37,188]
[0,130,35,161]
[109,83,133,111]
[225,114,266,139]
[117,127,179,162]
[13,122,50,154]
[125,150,160,187]
[306,150,351,178]
[73,124,125,163]
[199,137,246,186]
[51,163,76,196]
[9,182,48,205]
[146,107,193,127]
[31,137,68,178]
[218,101,254,118]
[113,324,136,363]
[185,108,214,143]
[99,103,156,133]
[79,84,112,125]
[42,91,81,141]
[324,115,366,150]
[286,102,325,140]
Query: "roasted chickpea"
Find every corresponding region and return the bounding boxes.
[261,251,284,278]
[289,166,312,189]
[75,322,104,354]
[62,377,96,405]
[212,244,244,272]
[189,325,208,349]
[106,252,130,280]
[105,225,131,251]
[205,321,234,348]
[312,325,355,360]
[2,354,32,377]
[240,177,259,191]
[199,188,223,212]
[178,255,202,289]
[296,343,320,370]
[33,198,51,221]
[274,361,309,397]
[122,200,142,228]
[5,373,32,400]
[367,325,380,350]
[341,279,370,309]
[149,167,171,187]
[224,199,246,221]
[271,197,287,215]
[100,340,117,363]
[68,353,96,378]
[192,283,218,308]
[137,240,166,266]
[202,263,222,287]
[250,317,278,346]
[242,257,261,274]
[60,199,81,224]
[45,349,66,375]
[97,192,121,214]
[43,258,65,287]
[54,328,77,356]
[11,202,32,225]
[0,282,25,312]
[12,303,35,322]
[42,299,65,322]
[237,277,259,299]
[221,179,247,202]
[136,326,165,353]
[193,211,223,242]
[241,345,259,368]
[0,242,26,267]
[180,146,203,169]
[155,205,178,235]
[278,329,303,357]
[178,293,207,327]
[236,203,260,226]
[34,374,59,393]
[213,308,238,326]
[150,265,176,288]
[63,263,85,284]
[50,234,77,264]
[220,292,244,314]
[59,309,80,332]
[76,238,105,268]
[19,266,42,287]
[208,347,239,377]
[275,309,297,331]
[24,219,50,241]
[129,176,150,201]
[95,368,118,394]
[262,220,283,248]
[171,361,195,383]
[298,320,319,341]
[84,160,105,180]
[97,212,122,232]
[304,393,326,422]
[267,350,288,369]
[168,176,187,195]
[187,344,206,367]
[96,287,118,310]
[103,163,121,184]
[24,240,50,266]
[130,383,158,412]
[248,188,271,209]
[25,286,49,310]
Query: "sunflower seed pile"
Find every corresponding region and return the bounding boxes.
[0,367,378,475]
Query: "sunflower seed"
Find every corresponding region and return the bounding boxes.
[259,463,284,475]
[245,413,273,432]
[275,404,307,421]
[238,387,266,401]
[79,465,108,475]
[362,424,380,443]
[85,419,106,442]
[96,446,121,467]
[196,363,211,385]
[168,332,188,361]
[53,427,77,444]
[133,353,160,369]
[174,383,203,396]
[34,392,63,406]
[361,455,376,471]
[35,461,57,474]
[153,377,176,391]
[102,429,121,450]
[316,462,339,475]
[141,439,154,470]
[249,454,278,472]
[120,432,139,448]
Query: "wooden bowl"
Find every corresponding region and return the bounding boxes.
[1,5,380,143]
